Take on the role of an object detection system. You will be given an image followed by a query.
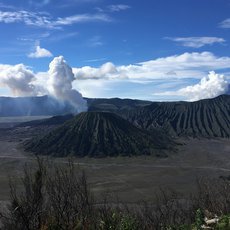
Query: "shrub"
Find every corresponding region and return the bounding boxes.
[2,160,230,230]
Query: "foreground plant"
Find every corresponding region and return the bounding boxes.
[2,159,230,230]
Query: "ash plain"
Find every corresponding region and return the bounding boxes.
[0,117,229,205]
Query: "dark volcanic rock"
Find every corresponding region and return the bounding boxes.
[25,112,174,157]
[17,114,74,127]
[2,94,229,138]
[122,95,230,138]
[87,97,151,112]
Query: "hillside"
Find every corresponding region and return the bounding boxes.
[16,114,74,127]
[122,95,230,138]
[25,112,174,157]
[1,94,229,138]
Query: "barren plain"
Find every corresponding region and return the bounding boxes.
[0,117,229,205]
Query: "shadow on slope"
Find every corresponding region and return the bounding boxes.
[25,112,175,157]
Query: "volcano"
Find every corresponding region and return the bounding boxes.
[25,111,174,157]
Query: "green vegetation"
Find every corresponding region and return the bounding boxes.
[2,159,230,230]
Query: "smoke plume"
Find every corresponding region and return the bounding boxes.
[0,57,87,113]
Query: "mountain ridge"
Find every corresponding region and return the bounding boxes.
[1,94,229,138]
[121,94,230,138]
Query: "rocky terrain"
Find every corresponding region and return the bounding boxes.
[0,95,229,203]
[25,112,174,157]
[1,95,229,139]
[87,95,230,138]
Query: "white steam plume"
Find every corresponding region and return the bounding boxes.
[0,57,87,113]
[178,71,230,101]
[47,56,87,112]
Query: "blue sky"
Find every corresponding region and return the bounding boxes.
[0,0,230,101]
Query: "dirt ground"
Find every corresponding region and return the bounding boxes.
[0,119,229,204]
[0,138,229,203]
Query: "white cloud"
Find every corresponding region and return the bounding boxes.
[28,45,53,58]
[166,37,225,48]
[96,4,130,13]
[54,13,111,26]
[0,10,53,27]
[73,52,230,80]
[0,10,111,29]
[155,72,230,101]
[84,57,106,63]
[134,52,230,78]
[1,53,230,102]
[73,79,112,98]
[107,4,131,12]
[177,71,229,101]
[0,64,36,96]
[73,62,128,80]
[219,18,230,28]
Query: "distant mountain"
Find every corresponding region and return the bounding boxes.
[0,96,150,117]
[122,95,230,138]
[87,97,151,112]
[16,114,74,127]
[25,112,174,157]
[1,94,229,138]
[0,96,74,116]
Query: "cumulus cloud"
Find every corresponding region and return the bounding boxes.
[73,52,230,80]
[0,64,36,96]
[156,72,230,101]
[47,56,87,112]
[28,45,53,58]
[166,37,225,48]
[72,53,230,101]
[73,62,124,79]
[1,52,230,103]
[178,71,229,101]
[132,52,230,78]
